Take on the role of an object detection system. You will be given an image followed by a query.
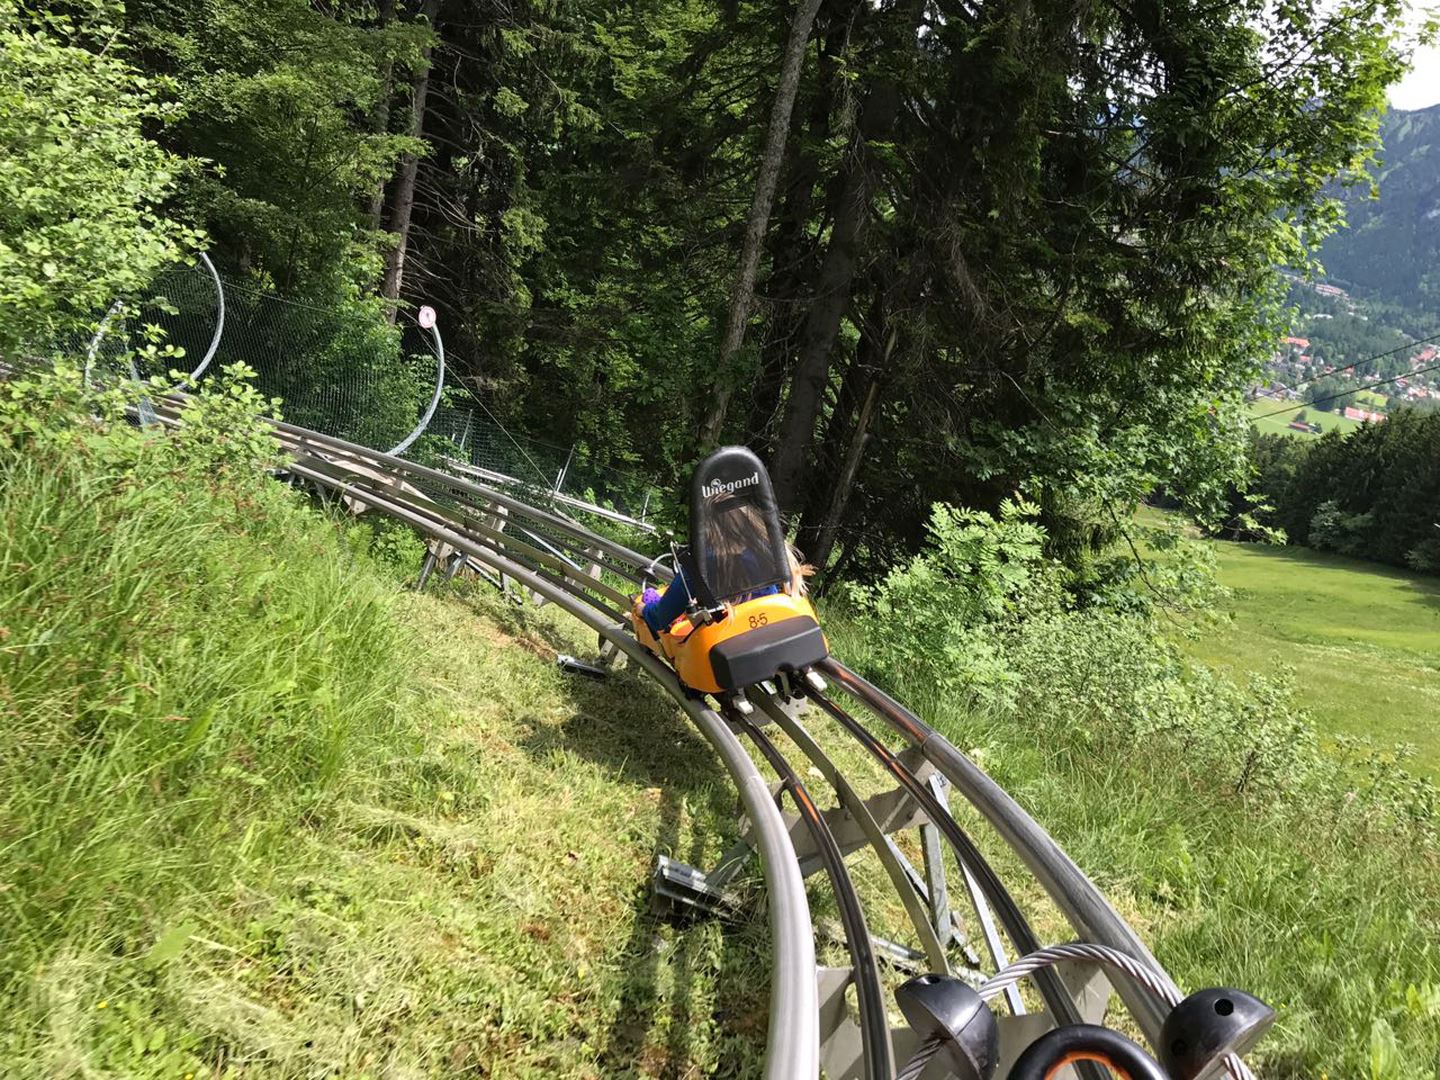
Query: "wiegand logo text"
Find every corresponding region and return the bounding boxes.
[702,472,760,498]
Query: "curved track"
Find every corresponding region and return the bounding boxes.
[138,396,1258,1080]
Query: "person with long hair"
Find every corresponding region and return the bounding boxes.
[638,496,811,635]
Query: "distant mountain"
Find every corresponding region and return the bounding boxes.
[1318,103,1440,310]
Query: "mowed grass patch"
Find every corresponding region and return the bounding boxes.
[1179,541,1440,771]
[0,383,772,1077]
[1247,398,1363,438]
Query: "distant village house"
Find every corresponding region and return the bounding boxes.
[1342,406,1386,423]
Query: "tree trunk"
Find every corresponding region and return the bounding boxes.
[811,374,880,570]
[697,0,825,447]
[367,0,399,230]
[768,86,900,511]
[797,280,895,562]
[741,17,845,448]
[380,0,439,321]
[768,0,921,512]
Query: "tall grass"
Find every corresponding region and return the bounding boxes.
[0,372,414,1069]
[0,371,774,1076]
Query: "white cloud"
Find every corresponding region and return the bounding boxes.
[1390,41,1440,109]
[1389,4,1439,110]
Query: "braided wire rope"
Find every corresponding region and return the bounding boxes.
[895,1037,942,1080]
[977,943,1182,1010]
[894,944,1258,1080]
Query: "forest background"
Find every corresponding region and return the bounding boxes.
[4,0,1430,584]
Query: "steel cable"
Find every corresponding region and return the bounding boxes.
[976,944,1257,1080]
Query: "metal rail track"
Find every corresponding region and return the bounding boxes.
[819,659,1183,1046]
[121,397,1258,1080]
[803,686,1102,1050]
[733,711,895,1080]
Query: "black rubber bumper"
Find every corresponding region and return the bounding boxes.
[709,615,828,691]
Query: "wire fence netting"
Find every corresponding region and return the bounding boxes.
[414,399,666,526]
[57,259,663,524]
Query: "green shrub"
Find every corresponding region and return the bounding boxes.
[842,497,1062,708]
[830,499,1440,1076]
[0,2,198,358]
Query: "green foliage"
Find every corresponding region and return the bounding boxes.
[344,514,427,582]
[845,498,1062,704]
[11,0,1419,577]
[1179,534,1440,774]
[124,0,430,300]
[0,1,198,357]
[1079,517,1235,618]
[848,497,1233,700]
[1245,408,1440,572]
[1308,499,1375,557]
[827,509,1440,1075]
[215,282,426,449]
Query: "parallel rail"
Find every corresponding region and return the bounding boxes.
[128,396,1255,1080]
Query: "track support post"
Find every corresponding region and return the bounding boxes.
[921,773,954,952]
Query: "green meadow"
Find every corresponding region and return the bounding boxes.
[1247,398,1365,438]
[1178,540,1440,772]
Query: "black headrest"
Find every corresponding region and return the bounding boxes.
[689,446,791,601]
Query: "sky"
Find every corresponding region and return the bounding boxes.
[1389,6,1440,110]
[1391,42,1440,109]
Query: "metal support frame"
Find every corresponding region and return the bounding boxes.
[921,774,953,951]
[742,743,937,876]
[821,660,1181,1053]
[414,549,438,590]
[752,691,954,974]
[879,838,982,970]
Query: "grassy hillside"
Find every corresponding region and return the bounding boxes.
[0,374,772,1077]
[4,375,1437,1078]
[827,588,1440,1077]
[1180,541,1440,773]
[823,501,1440,1077]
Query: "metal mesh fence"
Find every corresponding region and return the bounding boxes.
[59,256,666,523]
[80,268,434,451]
[408,395,666,527]
[85,261,224,383]
[209,277,436,451]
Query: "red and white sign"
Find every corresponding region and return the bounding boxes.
[418,305,437,330]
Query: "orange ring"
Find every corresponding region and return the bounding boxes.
[1044,1051,1133,1080]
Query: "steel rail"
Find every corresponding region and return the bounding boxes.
[286,457,633,625]
[281,458,819,1079]
[280,425,651,588]
[505,523,652,586]
[803,684,1104,1065]
[269,421,665,578]
[748,689,951,975]
[445,457,660,535]
[732,711,895,1080]
[290,453,636,614]
[820,658,1179,1051]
